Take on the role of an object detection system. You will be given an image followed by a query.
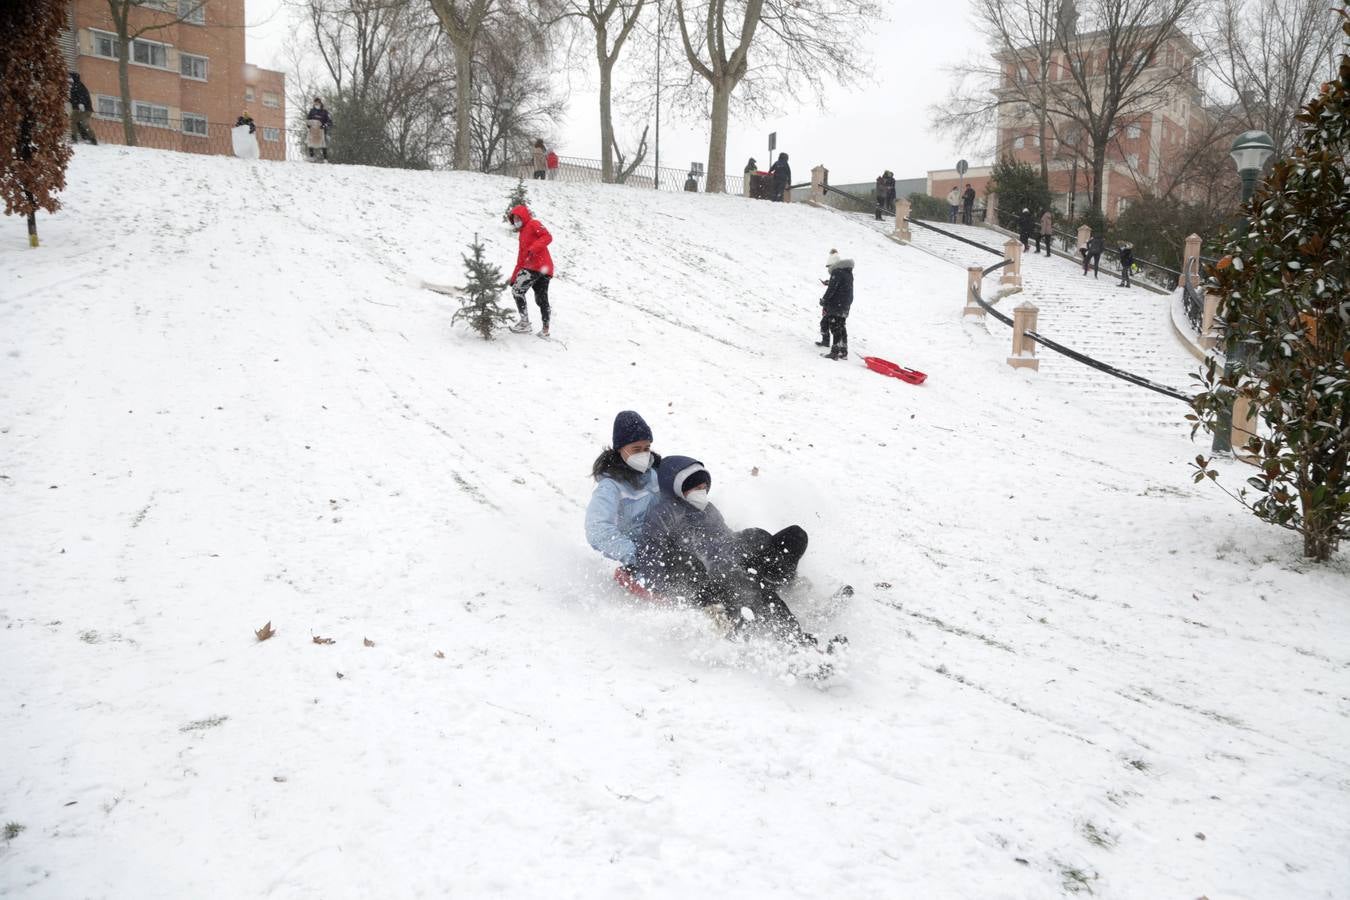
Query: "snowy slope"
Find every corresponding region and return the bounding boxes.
[2,147,1348,900]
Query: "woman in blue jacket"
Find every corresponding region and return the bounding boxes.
[584,410,661,567]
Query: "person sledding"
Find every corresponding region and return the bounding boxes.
[817,249,853,360]
[505,204,553,337]
[631,455,824,646]
[585,410,661,567]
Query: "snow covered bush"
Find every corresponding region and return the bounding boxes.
[0,0,72,248]
[451,233,513,340]
[1190,11,1350,562]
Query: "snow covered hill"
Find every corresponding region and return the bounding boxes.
[2,147,1348,899]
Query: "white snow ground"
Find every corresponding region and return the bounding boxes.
[2,147,1348,899]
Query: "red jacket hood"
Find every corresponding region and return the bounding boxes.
[509,205,533,226]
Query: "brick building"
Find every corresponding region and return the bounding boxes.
[61,0,287,160]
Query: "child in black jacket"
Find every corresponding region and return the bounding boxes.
[818,249,854,360]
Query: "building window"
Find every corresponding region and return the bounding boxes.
[1117,197,1133,217]
[133,101,170,128]
[132,38,169,69]
[262,91,280,108]
[1126,153,1139,170]
[1126,124,1141,139]
[262,126,281,142]
[1013,136,1025,149]
[244,86,255,102]
[91,29,119,59]
[95,94,122,118]
[180,52,208,80]
[178,0,206,24]
[182,113,208,136]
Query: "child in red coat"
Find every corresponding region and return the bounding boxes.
[505,204,554,336]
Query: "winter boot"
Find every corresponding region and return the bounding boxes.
[510,317,532,334]
[814,340,830,348]
[824,345,848,360]
[538,324,550,338]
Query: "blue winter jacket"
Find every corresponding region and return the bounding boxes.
[636,455,734,578]
[585,464,660,566]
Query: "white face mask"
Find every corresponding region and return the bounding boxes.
[624,451,652,473]
[684,488,710,510]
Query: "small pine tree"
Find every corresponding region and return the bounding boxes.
[505,178,528,219]
[452,233,513,340]
[1190,11,1350,562]
[0,0,73,248]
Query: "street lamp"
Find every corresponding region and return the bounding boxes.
[1211,129,1276,456]
[1229,130,1275,203]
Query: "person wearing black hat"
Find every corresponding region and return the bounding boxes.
[769,152,791,202]
[68,73,97,145]
[585,411,662,567]
[635,455,814,643]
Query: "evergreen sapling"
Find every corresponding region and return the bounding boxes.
[452,233,513,340]
[505,178,528,220]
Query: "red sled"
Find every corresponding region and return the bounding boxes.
[614,566,666,603]
[864,356,927,385]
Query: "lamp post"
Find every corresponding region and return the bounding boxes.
[653,0,662,190]
[1211,129,1275,455]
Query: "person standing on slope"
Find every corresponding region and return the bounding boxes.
[961,183,976,225]
[68,73,97,145]
[946,186,961,223]
[585,411,661,567]
[819,248,854,360]
[1037,209,1054,255]
[306,98,332,161]
[506,204,554,336]
[769,152,791,202]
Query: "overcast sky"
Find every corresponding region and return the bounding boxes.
[244,0,981,184]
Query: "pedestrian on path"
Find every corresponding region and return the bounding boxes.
[961,184,976,225]
[946,186,961,223]
[1016,207,1034,251]
[531,139,547,180]
[1084,232,1104,278]
[874,173,887,221]
[1037,210,1054,255]
[1117,241,1135,287]
[1077,230,1090,271]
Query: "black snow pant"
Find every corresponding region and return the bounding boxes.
[874,196,886,220]
[512,270,551,326]
[1036,234,1052,255]
[1119,255,1133,286]
[1086,252,1101,278]
[1019,230,1031,251]
[962,203,974,225]
[820,312,831,344]
[823,313,848,354]
[533,169,546,180]
[636,526,811,639]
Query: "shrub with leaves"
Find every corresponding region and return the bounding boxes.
[1190,11,1350,562]
[505,178,528,219]
[988,155,1052,230]
[907,192,949,222]
[0,0,72,248]
[452,233,513,340]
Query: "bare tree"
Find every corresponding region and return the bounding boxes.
[670,0,879,193]
[469,19,566,170]
[425,0,499,169]
[611,122,648,182]
[1204,0,1339,157]
[554,0,647,181]
[103,0,208,145]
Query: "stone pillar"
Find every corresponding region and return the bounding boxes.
[1199,291,1221,350]
[1076,224,1091,255]
[964,266,985,317]
[1007,302,1040,371]
[1183,233,1202,279]
[807,164,828,206]
[892,198,912,243]
[984,192,998,226]
[1000,239,1023,288]
[1232,395,1257,458]
[743,175,752,198]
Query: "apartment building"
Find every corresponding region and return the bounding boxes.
[62,0,287,160]
[990,25,1211,221]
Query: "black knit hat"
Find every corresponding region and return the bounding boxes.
[612,410,652,449]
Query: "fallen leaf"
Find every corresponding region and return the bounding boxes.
[434,650,445,659]
[363,637,375,647]
[255,621,275,642]
[312,635,335,645]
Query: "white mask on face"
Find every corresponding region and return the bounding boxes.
[624,451,652,473]
[684,488,710,510]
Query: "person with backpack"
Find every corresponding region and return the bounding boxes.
[505,204,554,337]
[68,73,97,145]
[531,139,547,180]
[1037,209,1054,255]
[1117,240,1135,287]
[819,248,854,360]
[585,411,662,567]
[306,98,332,161]
[769,152,791,202]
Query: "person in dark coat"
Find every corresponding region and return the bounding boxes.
[1016,207,1034,251]
[1084,232,1105,278]
[769,152,791,202]
[873,173,887,220]
[684,171,698,192]
[235,110,256,134]
[306,98,332,160]
[882,170,897,212]
[961,184,976,225]
[1117,240,1135,287]
[744,157,757,174]
[819,248,854,360]
[634,455,812,643]
[68,73,97,144]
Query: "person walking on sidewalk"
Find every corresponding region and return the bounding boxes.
[873,173,887,221]
[1016,207,1034,252]
[1083,232,1104,278]
[506,204,554,337]
[961,184,976,225]
[1117,240,1135,287]
[1037,209,1054,255]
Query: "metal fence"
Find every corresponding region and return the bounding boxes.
[1045,228,1181,291]
[80,115,288,161]
[489,154,746,195]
